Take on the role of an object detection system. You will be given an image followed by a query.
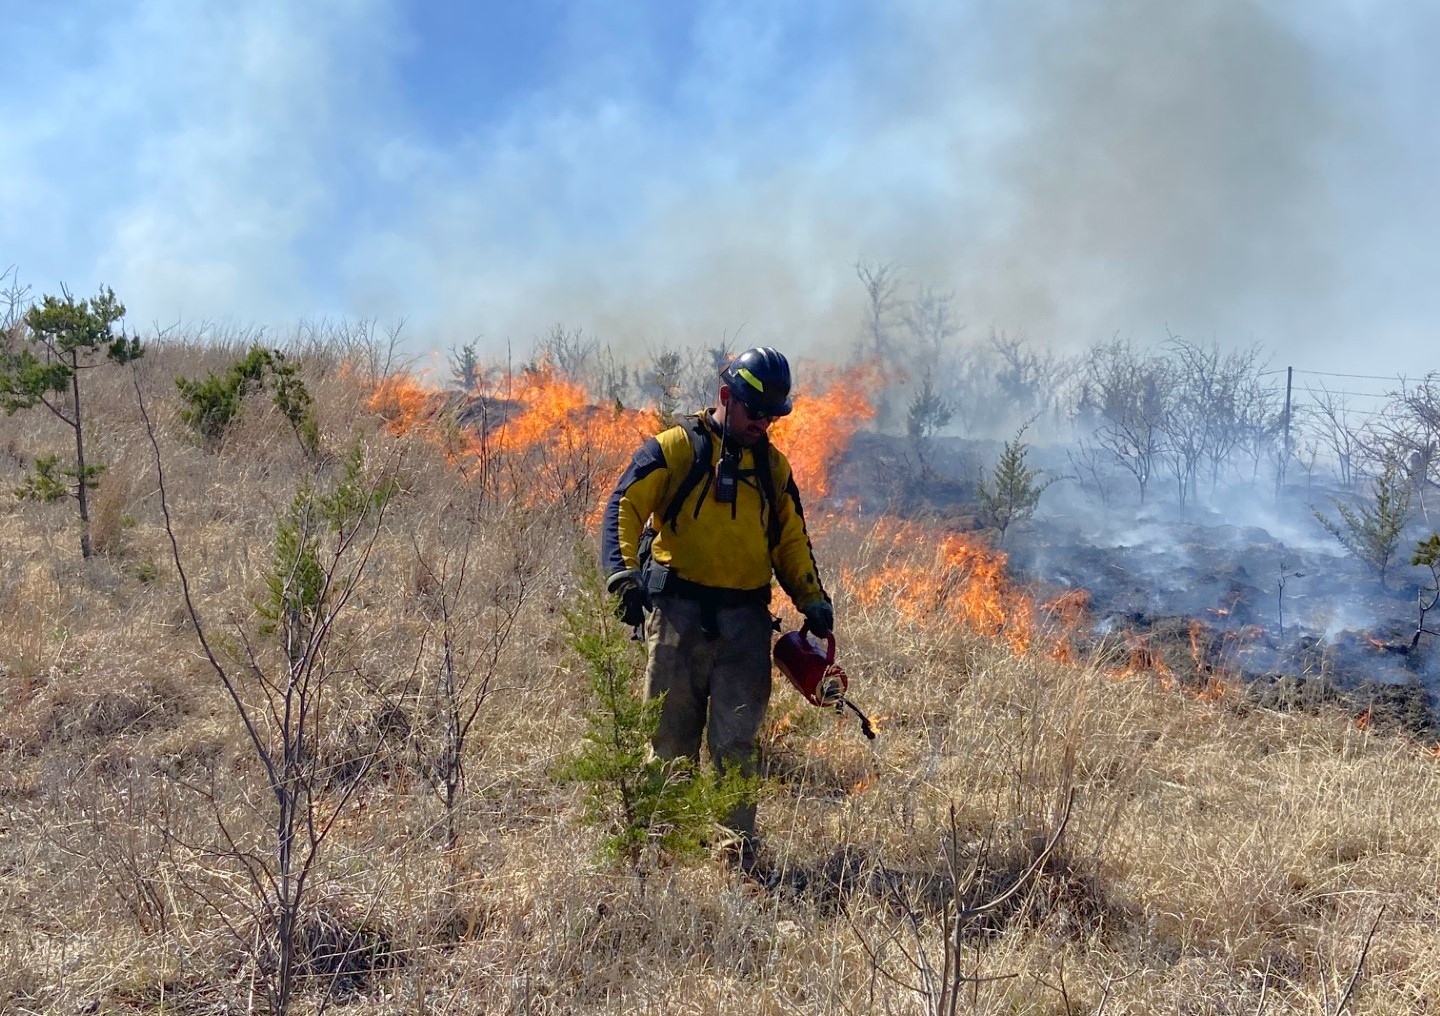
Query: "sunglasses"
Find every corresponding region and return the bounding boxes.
[737,400,775,422]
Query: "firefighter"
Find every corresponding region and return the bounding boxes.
[600,346,833,871]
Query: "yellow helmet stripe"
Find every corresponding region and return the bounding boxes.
[737,367,765,393]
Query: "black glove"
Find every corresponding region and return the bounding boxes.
[607,570,647,628]
[801,600,834,638]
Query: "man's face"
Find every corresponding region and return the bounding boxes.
[720,387,775,446]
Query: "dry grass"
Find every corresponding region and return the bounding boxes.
[0,336,1435,1014]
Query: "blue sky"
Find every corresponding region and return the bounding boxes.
[2,0,1437,377]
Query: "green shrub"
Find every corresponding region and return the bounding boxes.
[558,560,755,868]
[176,345,319,455]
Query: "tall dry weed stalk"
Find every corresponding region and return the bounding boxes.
[408,491,560,854]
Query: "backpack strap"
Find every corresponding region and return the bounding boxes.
[753,442,783,551]
[655,413,783,550]
[659,415,714,532]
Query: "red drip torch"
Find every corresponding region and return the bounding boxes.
[773,626,877,740]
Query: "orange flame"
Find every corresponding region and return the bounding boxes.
[368,374,449,432]
[1193,676,1229,702]
[367,359,1245,712]
[364,360,876,520]
[844,521,1035,653]
[770,363,880,499]
[1040,589,1088,662]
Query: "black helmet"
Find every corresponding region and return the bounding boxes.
[720,346,793,417]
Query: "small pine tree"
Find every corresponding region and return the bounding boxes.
[905,371,953,483]
[1314,449,1412,587]
[258,447,395,645]
[176,345,319,455]
[176,346,271,443]
[0,286,141,558]
[977,418,1055,544]
[450,341,482,394]
[647,349,683,430]
[268,351,319,456]
[559,560,755,868]
[14,453,80,503]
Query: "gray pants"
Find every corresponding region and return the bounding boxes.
[644,596,773,838]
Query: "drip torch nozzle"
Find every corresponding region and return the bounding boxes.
[840,697,877,740]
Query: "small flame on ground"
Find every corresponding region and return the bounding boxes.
[769,710,797,737]
[842,522,1035,654]
[1193,676,1229,702]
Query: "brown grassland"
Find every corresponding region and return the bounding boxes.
[0,337,1437,1015]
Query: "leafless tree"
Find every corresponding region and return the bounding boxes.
[412,500,551,856]
[1077,339,1172,504]
[1303,384,1363,490]
[847,791,1074,1016]
[1067,438,1116,506]
[533,323,598,383]
[991,331,1080,432]
[904,285,961,371]
[1,264,32,332]
[1233,369,1286,487]
[1348,397,1425,499]
[856,260,904,431]
[856,259,901,361]
[138,370,400,1013]
[1393,372,1440,520]
[1157,337,1272,508]
[289,317,411,382]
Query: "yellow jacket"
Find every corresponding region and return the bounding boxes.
[601,411,828,610]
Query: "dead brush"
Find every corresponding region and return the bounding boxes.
[840,793,1077,1015]
[249,903,401,1000]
